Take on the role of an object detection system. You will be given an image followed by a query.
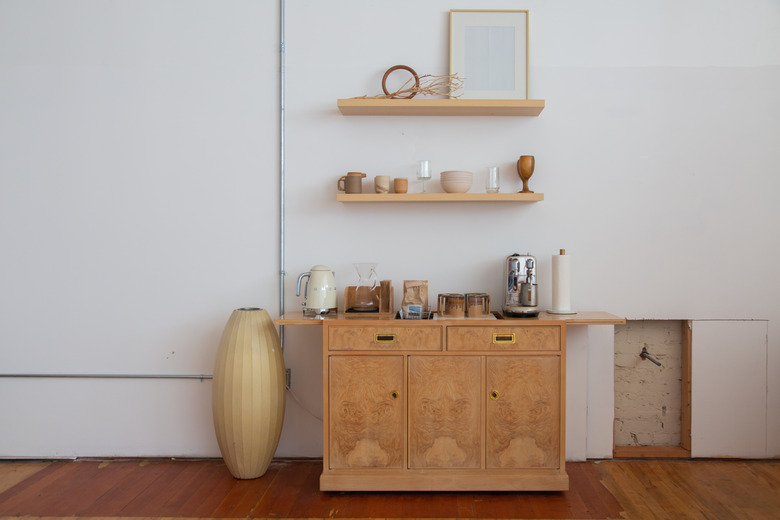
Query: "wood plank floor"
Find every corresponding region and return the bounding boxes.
[0,458,778,519]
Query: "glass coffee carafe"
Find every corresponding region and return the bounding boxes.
[352,262,379,311]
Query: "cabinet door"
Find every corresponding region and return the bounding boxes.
[328,355,403,469]
[408,356,481,468]
[486,356,561,469]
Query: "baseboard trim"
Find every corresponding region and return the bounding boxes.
[613,446,691,459]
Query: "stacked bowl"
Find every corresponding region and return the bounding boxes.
[440,170,473,193]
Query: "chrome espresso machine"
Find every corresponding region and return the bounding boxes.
[503,253,539,317]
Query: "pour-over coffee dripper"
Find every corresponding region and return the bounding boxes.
[352,262,379,311]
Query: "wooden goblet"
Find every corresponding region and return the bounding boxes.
[517,155,535,193]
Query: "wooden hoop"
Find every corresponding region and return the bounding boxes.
[381,65,420,99]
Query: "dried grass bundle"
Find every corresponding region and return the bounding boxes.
[354,72,464,99]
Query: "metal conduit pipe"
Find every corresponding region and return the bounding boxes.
[0,374,212,380]
[279,0,287,350]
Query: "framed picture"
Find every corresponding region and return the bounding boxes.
[449,10,529,99]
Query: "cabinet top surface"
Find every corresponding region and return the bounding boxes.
[274,311,625,326]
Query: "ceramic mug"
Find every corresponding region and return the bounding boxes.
[374,175,390,193]
[393,177,408,193]
[338,172,366,194]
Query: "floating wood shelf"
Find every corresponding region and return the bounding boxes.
[337,98,545,116]
[337,193,544,202]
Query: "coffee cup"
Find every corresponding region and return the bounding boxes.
[338,172,366,194]
[393,177,408,194]
[375,175,390,193]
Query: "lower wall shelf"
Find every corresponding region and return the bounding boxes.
[337,193,544,202]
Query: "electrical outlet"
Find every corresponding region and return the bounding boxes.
[285,368,291,389]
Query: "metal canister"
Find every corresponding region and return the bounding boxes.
[520,282,538,307]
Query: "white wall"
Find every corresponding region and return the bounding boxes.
[1,0,778,458]
[0,0,279,457]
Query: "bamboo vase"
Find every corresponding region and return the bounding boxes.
[212,308,286,479]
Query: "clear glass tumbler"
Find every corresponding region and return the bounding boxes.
[486,166,500,193]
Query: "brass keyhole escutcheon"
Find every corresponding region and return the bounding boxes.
[490,390,500,400]
[390,390,399,400]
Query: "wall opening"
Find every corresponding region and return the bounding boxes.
[613,320,691,458]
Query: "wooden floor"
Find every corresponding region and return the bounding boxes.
[0,458,778,519]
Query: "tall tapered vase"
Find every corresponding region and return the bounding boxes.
[212,308,285,479]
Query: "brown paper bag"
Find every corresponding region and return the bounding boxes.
[402,280,428,313]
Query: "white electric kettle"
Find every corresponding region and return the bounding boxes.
[296,265,337,315]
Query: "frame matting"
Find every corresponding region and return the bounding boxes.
[450,10,529,99]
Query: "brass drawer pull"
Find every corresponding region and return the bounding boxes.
[492,333,516,344]
[390,390,399,400]
[374,333,397,343]
[490,390,500,400]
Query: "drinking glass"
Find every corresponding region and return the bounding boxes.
[486,166,500,193]
[417,160,431,193]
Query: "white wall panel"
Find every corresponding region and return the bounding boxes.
[565,326,588,461]
[692,320,768,458]
[0,378,219,458]
[0,0,280,457]
[587,325,616,459]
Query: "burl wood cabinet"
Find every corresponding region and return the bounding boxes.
[321,320,567,491]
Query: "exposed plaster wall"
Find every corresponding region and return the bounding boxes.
[614,321,682,447]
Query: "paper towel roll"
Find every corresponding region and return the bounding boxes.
[551,250,575,314]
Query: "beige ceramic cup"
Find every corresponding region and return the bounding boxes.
[393,177,408,193]
[375,175,390,193]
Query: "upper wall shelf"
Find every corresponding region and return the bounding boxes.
[337,98,545,116]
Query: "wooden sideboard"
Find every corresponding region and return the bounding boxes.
[274,311,624,492]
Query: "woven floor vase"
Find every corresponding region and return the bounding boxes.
[212,308,286,479]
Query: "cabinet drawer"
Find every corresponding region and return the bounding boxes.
[447,326,560,351]
[328,325,442,351]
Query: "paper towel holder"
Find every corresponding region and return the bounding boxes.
[548,248,577,315]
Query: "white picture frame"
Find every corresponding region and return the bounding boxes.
[449,10,529,99]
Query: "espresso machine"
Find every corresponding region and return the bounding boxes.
[503,253,539,317]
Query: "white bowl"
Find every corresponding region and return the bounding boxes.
[441,181,471,193]
[440,170,473,180]
[440,171,473,193]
